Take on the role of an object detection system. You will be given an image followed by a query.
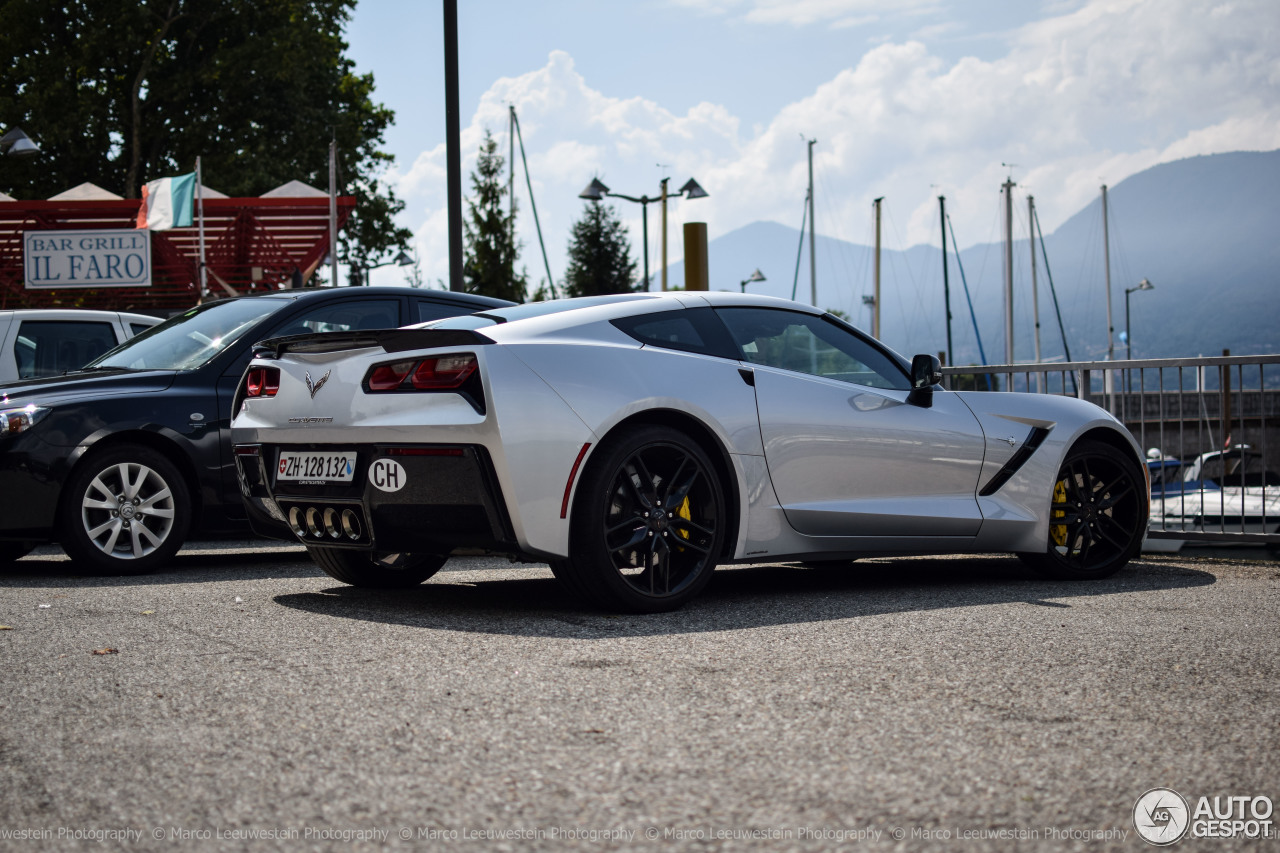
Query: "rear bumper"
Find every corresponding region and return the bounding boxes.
[234,442,516,553]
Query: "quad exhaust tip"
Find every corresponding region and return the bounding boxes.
[288,505,363,542]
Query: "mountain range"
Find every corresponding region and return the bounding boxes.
[666,150,1280,364]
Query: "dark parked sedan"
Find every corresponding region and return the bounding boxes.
[0,286,510,572]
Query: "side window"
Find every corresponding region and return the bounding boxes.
[611,308,737,358]
[14,321,119,378]
[270,299,400,337]
[129,322,155,337]
[416,300,475,323]
[715,307,909,390]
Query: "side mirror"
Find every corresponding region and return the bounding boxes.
[907,354,942,407]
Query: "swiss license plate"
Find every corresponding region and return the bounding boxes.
[277,451,355,483]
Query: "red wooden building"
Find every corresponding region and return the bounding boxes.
[0,182,355,312]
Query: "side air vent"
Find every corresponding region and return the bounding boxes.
[979,427,1052,497]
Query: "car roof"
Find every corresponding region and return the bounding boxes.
[0,308,161,322]
[420,291,847,347]
[427,291,825,327]
[200,286,514,311]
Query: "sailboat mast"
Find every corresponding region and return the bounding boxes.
[510,106,557,297]
[509,106,515,244]
[939,195,952,365]
[328,139,338,289]
[807,139,817,306]
[1029,194,1042,392]
[1029,195,1041,364]
[873,196,883,339]
[1003,177,1015,364]
[1102,183,1114,360]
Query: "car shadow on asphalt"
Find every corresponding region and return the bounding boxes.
[270,558,1217,638]
[0,548,318,587]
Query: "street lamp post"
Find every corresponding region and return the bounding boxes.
[1122,277,1154,409]
[740,268,765,293]
[355,249,415,286]
[579,176,707,291]
[661,177,707,291]
[1124,278,1154,360]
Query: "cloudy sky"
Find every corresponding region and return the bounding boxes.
[346,0,1280,289]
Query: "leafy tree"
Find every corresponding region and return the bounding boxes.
[0,0,409,270]
[462,130,526,302]
[563,201,637,298]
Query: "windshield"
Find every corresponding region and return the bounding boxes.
[88,297,291,371]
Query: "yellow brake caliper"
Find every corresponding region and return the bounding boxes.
[1050,479,1068,546]
[676,496,692,545]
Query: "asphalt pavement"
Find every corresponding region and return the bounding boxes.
[1,542,1277,851]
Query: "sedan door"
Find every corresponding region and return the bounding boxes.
[715,307,987,539]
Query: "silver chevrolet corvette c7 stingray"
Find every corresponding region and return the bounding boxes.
[230,292,1149,612]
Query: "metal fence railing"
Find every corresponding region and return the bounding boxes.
[941,354,1280,547]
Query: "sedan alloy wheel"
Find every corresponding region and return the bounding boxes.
[60,446,191,574]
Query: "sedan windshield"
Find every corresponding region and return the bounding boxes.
[87,298,291,371]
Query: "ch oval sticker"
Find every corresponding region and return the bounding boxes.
[369,458,407,493]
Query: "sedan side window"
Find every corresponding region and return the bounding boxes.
[15,321,119,378]
[715,307,909,390]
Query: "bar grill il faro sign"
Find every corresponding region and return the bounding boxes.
[23,229,152,289]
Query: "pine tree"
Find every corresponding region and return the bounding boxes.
[563,201,637,298]
[463,130,527,302]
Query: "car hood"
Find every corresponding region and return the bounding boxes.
[0,369,177,407]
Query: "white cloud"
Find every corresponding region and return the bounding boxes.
[380,0,1280,289]
[668,0,938,28]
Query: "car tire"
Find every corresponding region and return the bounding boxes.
[59,445,191,575]
[0,542,34,565]
[564,424,726,613]
[1020,439,1147,580]
[308,547,446,589]
[547,559,590,602]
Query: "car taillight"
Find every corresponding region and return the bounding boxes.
[368,360,416,391]
[365,353,478,392]
[411,354,477,389]
[245,366,280,398]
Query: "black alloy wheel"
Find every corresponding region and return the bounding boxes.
[1021,439,1147,580]
[566,425,725,613]
[59,445,191,574]
[308,546,446,588]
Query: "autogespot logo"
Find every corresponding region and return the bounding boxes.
[1134,788,1190,846]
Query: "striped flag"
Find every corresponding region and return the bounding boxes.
[136,172,196,230]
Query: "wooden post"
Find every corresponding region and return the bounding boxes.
[683,223,708,291]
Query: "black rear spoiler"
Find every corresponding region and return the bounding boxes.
[252,328,493,359]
